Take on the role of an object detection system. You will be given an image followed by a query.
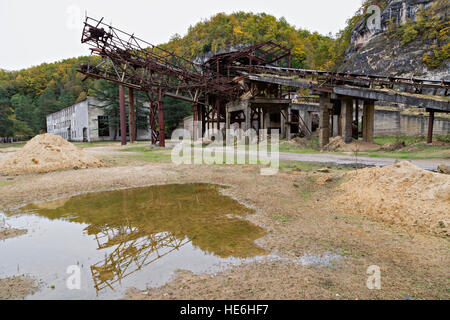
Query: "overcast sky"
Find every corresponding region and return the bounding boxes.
[1,0,363,71]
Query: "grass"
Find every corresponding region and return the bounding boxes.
[362,146,449,159]
[119,146,172,163]
[281,135,450,160]
[361,134,450,159]
[0,142,26,149]
[279,161,352,172]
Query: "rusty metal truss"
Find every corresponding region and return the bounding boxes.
[231,65,450,96]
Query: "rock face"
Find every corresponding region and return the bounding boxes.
[340,0,449,79]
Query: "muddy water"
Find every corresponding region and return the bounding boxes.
[0,184,267,300]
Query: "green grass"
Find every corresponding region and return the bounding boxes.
[373,135,425,146]
[74,141,124,148]
[120,146,167,153]
[362,146,450,159]
[119,146,172,163]
[279,161,352,172]
[0,142,26,149]
[360,135,450,159]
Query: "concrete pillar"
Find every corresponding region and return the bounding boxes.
[128,88,136,143]
[341,97,354,144]
[244,105,251,132]
[319,94,332,148]
[225,107,231,134]
[119,85,127,146]
[362,100,375,143]
[286,106,291,139]
[332,115,339,137]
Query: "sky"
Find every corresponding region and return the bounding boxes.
[0,0,363,71]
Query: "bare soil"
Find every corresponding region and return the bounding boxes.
[0,228,27,241]
[0,276,39,300]
[0,147,448,300]
[335,161,450,237]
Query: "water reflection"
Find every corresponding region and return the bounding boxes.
[12,184,267,294]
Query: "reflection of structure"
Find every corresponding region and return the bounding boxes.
[90,226,190,294]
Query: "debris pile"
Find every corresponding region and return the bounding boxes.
[334,161,450,237]
[322,136,345,152]
[322,136,381,152]
[0,134,105,175]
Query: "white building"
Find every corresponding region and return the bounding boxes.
[46,97,151,142]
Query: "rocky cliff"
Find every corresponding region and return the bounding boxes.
[340,0,449,80]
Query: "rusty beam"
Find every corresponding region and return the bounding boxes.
[119,85,127,146]
[128,88,136,143]
[427,110,435,144]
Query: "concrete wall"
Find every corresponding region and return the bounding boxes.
[46,99,89,142]
[366,109,450,136]
[47,97,151,142]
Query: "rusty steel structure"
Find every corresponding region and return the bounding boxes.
[79,16,448,147]
[233,64,450,96]
[79,16,292,146]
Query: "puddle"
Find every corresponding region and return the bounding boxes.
[0,184,268,300]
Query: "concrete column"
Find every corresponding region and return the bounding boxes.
[319,94,332,148]
[119,85,127,146]
[225,107,231,134]
[362,100,375,143]
[332,115,339,137]
[193,103,198,140]
[341,97,354,144]
[244,105,251,132]
[286,106,291,139]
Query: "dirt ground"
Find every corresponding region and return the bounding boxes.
[0,146,448,300]
[0,228,27,241]
[0,276,39,300]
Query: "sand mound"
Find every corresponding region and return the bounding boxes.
[0,134,105,175]
[334,161,450,237]
[322,136,381,152]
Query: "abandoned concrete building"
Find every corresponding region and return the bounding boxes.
[46,97,151,142]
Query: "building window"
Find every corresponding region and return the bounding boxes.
[98,116,110,137]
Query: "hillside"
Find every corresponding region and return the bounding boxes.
[339,0,449,79]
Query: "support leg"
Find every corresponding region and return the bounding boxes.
[128,88,136,143]
[362,100,375,143]
[158,99,165,147]
[427,110,435,144]
[341,97,353,144]
[119,85,127,146]
[319,94,331,148]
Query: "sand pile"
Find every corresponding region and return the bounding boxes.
[334,161,450,237]
[322,136,345,151]
[322,136,381,152]
[0,134,105,175]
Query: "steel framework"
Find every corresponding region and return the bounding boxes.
[79,16,448,146]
